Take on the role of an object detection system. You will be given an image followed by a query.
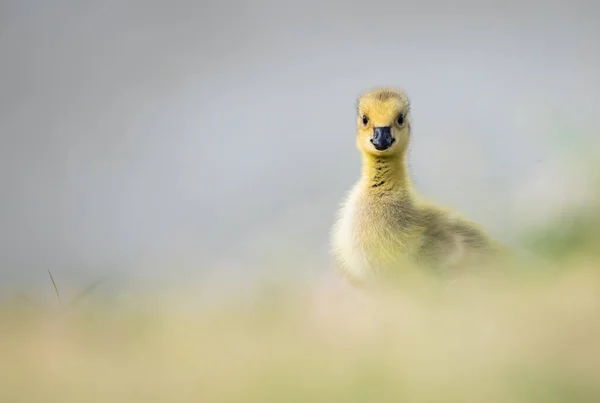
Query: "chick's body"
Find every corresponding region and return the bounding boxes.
[331,88,500,286]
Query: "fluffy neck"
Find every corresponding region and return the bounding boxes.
[360,152,412,194]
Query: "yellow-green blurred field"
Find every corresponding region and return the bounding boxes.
[2,207,600,403]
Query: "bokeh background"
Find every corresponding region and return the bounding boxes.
[2,0,599,295]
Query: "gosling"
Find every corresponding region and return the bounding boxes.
[330,87,504,287]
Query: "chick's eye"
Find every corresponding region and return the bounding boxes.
[396,113,404,126]
[361,115,369,126]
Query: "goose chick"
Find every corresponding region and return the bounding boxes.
[330,87,504,287]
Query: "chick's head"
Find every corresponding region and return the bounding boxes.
[356,88,411,158]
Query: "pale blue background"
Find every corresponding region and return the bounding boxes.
[1,1,598,294]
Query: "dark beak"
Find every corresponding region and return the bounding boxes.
[370,126,395,151]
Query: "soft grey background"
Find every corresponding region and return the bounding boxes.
[1,1,599,294]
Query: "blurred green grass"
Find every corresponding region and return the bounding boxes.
[2,229,600,402]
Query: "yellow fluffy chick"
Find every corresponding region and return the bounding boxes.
[330,87,504,287]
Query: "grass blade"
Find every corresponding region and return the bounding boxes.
[48,269,63,307]
[68,278,104,307]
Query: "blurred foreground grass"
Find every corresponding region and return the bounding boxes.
[2,204,600,402]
